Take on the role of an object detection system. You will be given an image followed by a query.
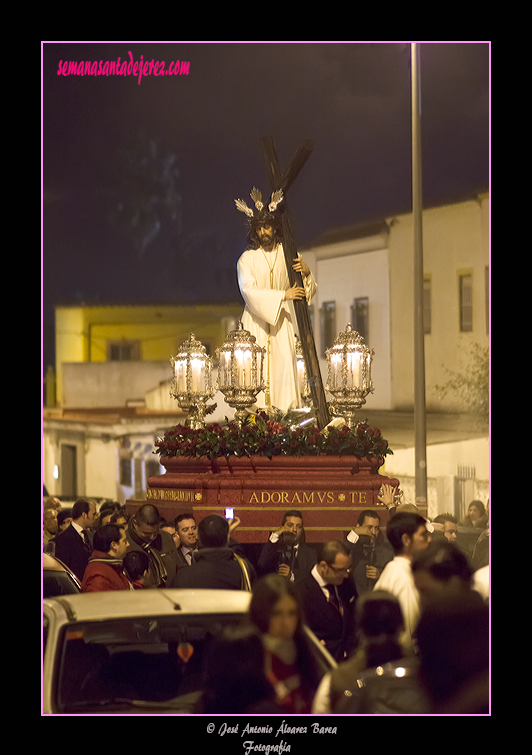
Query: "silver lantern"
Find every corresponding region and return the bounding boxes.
[170,334,215,429]
[325,323,374,426]
[216,322,266,425]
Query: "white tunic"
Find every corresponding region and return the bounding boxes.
[236,244,317,412]
[373,556,421,649]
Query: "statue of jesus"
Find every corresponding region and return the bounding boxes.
[235,188,317,412]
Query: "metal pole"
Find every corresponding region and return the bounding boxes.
[411,43,427,506]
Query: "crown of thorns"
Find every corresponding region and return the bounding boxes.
[234,187,284,222]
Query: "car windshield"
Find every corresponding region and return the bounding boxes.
[43,571,80,599]
[54,613,248,713]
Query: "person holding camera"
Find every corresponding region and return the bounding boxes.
[258,510,316,586]
[346,509,394,595]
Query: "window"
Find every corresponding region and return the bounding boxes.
[459,273,473,332]
[54,613,250,712]
[43,571,80,599]
[146,459,162,481]
[423,277,431,335]
[107,340,140,361]
[320,301,336,357]
[351,297,369,343]
[60,444,77,498]
[119,457,132,487]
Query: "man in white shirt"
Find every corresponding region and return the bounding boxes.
[373,512,431,650]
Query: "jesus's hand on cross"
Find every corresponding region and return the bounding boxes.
[284,282,306,301]
[292,255,310,277]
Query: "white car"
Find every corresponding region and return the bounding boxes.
[42,589,336,714]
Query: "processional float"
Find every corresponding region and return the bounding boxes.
[126,139,410,547]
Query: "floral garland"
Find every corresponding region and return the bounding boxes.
[154,410,393,462]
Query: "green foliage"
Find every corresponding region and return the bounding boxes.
[434,342,489,428]
[154,410,393,462]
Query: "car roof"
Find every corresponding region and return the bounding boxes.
[43,589,252,622]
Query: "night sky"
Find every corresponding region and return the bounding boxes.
[42,41,490,372]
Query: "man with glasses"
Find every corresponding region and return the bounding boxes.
[298,540,358,661]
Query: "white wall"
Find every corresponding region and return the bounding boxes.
[388,198,489,412]
[312,247,392,410]
[62,361,172,408]
[42,423,87,499]
[381,435,489,518]
[383,436,489,481]
[43,418,169,502]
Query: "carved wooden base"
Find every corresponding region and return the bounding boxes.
[126,455,411,543]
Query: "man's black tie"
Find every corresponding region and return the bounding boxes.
[325,584,341,612]
[81,530,91,551]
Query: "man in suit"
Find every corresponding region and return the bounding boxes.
[125,504,181,588]
[174,513,199,569]
[345,509,394,595]
[176,514,256,590]
[298,539,357,662]
[53,499,97,581]
[258,509,316,586]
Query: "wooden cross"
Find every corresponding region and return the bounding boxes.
[261,136,331,429]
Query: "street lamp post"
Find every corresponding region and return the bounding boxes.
[412,42,428,506]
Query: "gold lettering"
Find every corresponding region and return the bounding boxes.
[327,492,334,503]
[359,491,367,503]
[303,492,314,503]
[147,488,194,502]
[281,492,289,503]
[271,492,280,504]
[261,492,271,503]
[291,492,301,503]
[250,492,259,503]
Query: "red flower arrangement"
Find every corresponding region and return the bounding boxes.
[154,410,393,463]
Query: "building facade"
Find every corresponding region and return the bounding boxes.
[301,192,489,414]
[43,302,242,503]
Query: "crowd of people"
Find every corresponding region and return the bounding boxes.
[42,490,490,715]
